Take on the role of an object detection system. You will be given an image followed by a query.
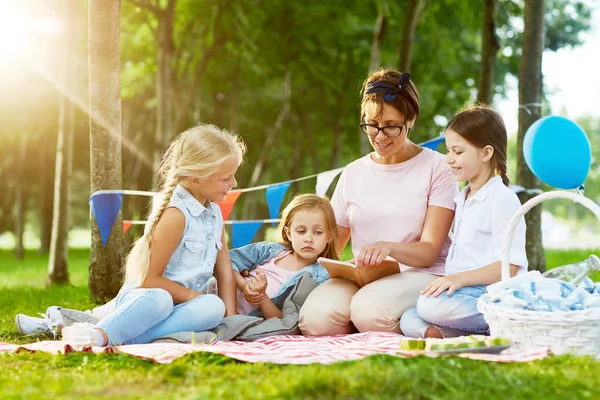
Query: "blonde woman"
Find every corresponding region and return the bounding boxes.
[61,124,246,347]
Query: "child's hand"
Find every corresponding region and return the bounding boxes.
[249,272,268,294]
[243,273,268,305]
[421,274,466,297]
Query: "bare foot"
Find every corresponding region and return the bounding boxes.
[424,325,443,338]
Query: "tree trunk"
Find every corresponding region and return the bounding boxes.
[152,0,177,188]
[14,135,26,260]
[398,0,422,72]
[48,98,74,285]
[247,69,291,187]
[89,0,124,301]
[362,11,386,156]
[477,0,500,104]
[39,146,54,254]
[517,0,546,272]
[48,2,79,285]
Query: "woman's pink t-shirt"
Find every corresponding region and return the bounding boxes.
[331,148,457,276]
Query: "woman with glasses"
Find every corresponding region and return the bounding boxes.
[299,68,458,335]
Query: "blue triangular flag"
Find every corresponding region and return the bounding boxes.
[232,221,262,248]
[265,182,291,226]
[90,192,123,247]
[420,136,445,150]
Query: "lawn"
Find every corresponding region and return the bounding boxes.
[1,248,599,399]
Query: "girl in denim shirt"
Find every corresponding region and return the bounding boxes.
[231,194,340,319]
[58,124,246,347]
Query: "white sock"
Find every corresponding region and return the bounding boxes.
[62,322,106,347]
[90,328,106,346]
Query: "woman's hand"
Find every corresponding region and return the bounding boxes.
[421,274,466,297]
[355,241,393,268]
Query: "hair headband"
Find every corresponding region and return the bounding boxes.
[364,72,411,102]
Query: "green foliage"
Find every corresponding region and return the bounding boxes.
[0,0,594,238]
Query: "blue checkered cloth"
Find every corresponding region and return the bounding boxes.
[489,278,600,311]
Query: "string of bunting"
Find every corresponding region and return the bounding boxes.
[89,136,446,248]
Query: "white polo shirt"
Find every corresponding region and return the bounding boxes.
[445,176,528,276]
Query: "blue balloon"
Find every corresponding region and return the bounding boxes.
[523,116,591,189]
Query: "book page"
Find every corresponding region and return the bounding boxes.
[317,258,359,283]
[318,257,400,287]
[356,258,400,286]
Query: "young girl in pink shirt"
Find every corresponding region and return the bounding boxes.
[299,69,458,335]
[232,194,340,319]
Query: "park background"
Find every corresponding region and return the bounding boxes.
[1,0,600,398]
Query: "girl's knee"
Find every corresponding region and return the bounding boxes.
[416,294,450,325]
[147,289,174,317]
[191,294,226,320]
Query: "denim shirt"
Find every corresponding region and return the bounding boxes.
[161,184,223,292]
[229,241,330,316]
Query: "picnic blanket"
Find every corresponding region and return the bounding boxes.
[0,332,549,364]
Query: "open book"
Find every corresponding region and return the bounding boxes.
[317,256,400,287]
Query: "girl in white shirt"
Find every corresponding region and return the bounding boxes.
[400,106,528,339]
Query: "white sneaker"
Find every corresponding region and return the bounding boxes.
[62,322,105,347]
[15,311,62,338]
[45,306,65,327]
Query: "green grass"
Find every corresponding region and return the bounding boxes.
[1,248,600,399]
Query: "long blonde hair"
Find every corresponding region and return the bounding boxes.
[125,123,246,287]
[278,194,340,260]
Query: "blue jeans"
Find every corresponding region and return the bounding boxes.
[96,288,225,345]
[399,285,488,338]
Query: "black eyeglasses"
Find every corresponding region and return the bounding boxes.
[360,123,405,138]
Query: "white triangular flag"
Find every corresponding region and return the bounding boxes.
[315,168,344,197]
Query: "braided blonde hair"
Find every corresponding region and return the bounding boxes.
[125,123,246,287]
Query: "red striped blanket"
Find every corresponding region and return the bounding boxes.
[0,332,548,364]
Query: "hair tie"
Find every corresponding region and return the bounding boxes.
[364,72,411,102]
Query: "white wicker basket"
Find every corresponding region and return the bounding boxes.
[477,191,600,356]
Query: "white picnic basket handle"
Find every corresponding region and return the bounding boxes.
[500,190,600,281]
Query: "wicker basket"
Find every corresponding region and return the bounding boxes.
[477,191,600,356]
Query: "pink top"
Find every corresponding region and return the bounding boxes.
[331,148,458,276]
[237,250,297,315]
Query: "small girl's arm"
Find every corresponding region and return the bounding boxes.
[233,270,247,291]
[258,296,282,319]
[213,227,238,316]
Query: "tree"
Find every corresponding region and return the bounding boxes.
[47,2,79,285]
[398,0,423,72]
[13,132,27,260]
[89,0,124,301]
[517,0,546,272]
[362,8,387,156]
[126,0,177,186]
[477,0,500,104]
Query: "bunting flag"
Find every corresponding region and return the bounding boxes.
[420,135,445,150]
[216,190,242,220]
[315,167,344,197]
[231,221,263,248]
[93,136,449,246]
[123,220,133,233]
[89,192,123,246]
[265,182,291,225]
